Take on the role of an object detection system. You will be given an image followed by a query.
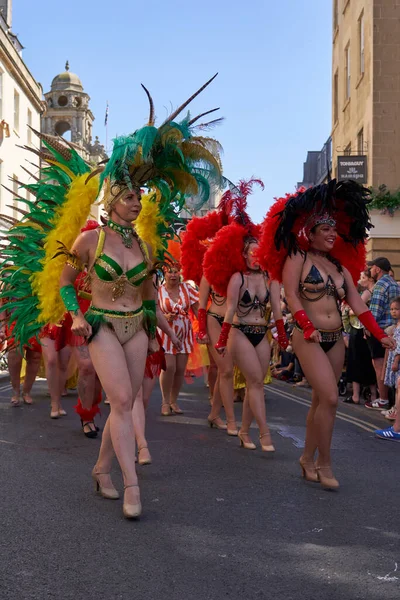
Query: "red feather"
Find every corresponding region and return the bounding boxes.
[81,219,100,233]
[257,193,367,283]
[181,211,224,284]
[203,223,248,296]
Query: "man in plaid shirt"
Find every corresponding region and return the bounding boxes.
[365,257,400,410]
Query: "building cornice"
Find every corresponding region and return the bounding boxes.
[0,27,43,112]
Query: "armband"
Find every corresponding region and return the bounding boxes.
[60,285,80,315]
[358,310,386,341]
[276,319,289,349]
[54,242,84,272]
[197,308,208,341]
[215,322,232,351]
[294,310,316,340]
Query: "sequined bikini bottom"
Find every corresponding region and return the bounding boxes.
[85,306,144,345]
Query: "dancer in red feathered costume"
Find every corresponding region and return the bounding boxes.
[53,220,103,437]
[203,179,287,453]
[257,179,395,489]
[181,187,239,434]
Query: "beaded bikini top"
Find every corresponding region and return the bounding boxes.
[89,228,149,302]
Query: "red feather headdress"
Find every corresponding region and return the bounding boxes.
[257,180,371,284]
[203,178,264,295]
[181,211,226,285]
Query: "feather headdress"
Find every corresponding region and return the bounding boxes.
[202,178,264,296]
[99,75,224,213]
[257,179,371,283]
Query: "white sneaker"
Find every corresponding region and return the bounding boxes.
[385,407,398,421]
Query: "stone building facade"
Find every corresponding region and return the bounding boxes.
[331,0,400,277]
[0,1,43,219]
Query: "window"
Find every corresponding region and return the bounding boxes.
[0,71,3,119]
[27,108,32,144]
[345,44,351,100]
[344,143,351,156]
[358,12,365,75]
[333,0,339,30]
[333,70,339,123]
[357,128,364,154]
[14,90,20,132]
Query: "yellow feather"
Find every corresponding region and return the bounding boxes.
[45,159,76,180]
[32,173,100,325]
[135,191,167,258]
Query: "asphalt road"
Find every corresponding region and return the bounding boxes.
[0,375,399,600]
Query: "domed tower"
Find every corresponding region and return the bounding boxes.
[42,61,106,164]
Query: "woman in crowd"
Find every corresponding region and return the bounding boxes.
[258,180,395,489]
[375,296,400,440]
[343,269,377,405]
[181,191,238,432]
[196,275,237,433]
[133,279,182,465]
[158,252,199,416]
[61,183,155,519]
[3,328,41,406]
[204,180,288,452]
[41,326,69,418]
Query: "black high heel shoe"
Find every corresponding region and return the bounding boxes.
[81,420,98,438]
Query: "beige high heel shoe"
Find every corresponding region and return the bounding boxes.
[259,432,275,452]
[161,403,171,416]
[91,469,120,499]
[138,446,152,466]
[238,431,256,450]
[123,484,142,519]
[208,417,227,430]
[299,457,319,483]
[226,421,238,436]
[316,466,339,490]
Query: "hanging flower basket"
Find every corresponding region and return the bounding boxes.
[369,185,400,217]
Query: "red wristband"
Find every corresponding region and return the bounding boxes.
[294,310,316,341]
[215,322,232,350]
[358,310,386,341]
[197,308,208,340]
[276,319,289,349]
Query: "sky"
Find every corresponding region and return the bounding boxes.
[13,0,332,222]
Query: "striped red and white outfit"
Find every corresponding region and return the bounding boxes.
[158,282,198,355]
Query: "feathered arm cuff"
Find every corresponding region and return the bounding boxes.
[53,242,84,272]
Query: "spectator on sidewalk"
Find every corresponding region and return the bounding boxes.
[375,297,400,440]
[365,258,400,411]
[342,271,377,404]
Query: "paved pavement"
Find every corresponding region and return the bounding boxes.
[0,375,399,600]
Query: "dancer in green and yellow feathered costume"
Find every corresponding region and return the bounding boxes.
[0,75,224,520]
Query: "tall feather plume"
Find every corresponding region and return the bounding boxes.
[161,74,218,126]
[141,84,155,126]
[189,108,220,126]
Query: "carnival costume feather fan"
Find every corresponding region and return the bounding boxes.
[257,179,372,284]
[202,178,264,296]
[0,76,224,348]
[98,74,224,212]
[0,131,99,349]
